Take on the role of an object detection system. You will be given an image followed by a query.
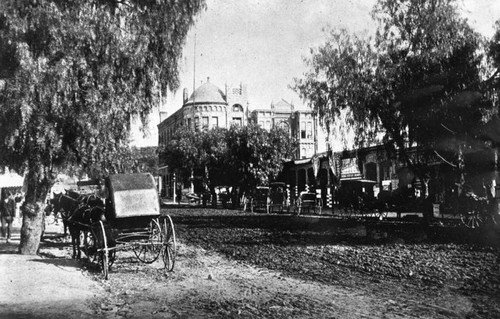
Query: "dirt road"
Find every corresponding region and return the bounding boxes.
[1,209,499,318]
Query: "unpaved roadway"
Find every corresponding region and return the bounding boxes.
[1,208,499,318]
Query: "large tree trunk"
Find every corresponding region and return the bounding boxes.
[18,169,54,255]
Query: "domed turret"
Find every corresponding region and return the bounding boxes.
[184,78,227,106]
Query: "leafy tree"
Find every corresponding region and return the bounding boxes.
[0,0,205,254]
[159,127,206,182]
[293,0,498,196]
[224,124,296,203]
[159,124,296,206]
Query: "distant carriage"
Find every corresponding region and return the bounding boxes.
[246,186,269,213]
[246,183,290,214]
[293,192,320,215]
[267,182,288,214]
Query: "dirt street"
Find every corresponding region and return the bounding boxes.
[1,208,499,318]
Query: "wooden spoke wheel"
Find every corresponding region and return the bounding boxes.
[162,215,177,272]
[133,219,162,264]
[96,221,110,280]
[81,230,98,263]
[460,210,483,229]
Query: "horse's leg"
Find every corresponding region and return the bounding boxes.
[76,229,81,259]
[64,220,68,237]
[71,229,76,259]
[71,228,79,259]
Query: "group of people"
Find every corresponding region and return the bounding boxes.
[1,190,19,243]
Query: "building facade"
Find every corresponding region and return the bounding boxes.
[157,80,321,198]
[250,99,318,159]
[158,78,248,147]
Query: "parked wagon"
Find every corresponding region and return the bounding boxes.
[247,186,269,213]
[267,182,288,214]
[293,192,320,215]
[51,173,177,280]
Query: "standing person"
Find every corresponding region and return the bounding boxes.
[1,191,16,243]
[0,190,5,239]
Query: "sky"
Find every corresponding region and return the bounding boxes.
[131,0,500,147]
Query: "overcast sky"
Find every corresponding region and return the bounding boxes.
[132,0,500,146]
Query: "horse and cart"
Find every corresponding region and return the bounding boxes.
[48,173,176,279]
[243,182,322,215]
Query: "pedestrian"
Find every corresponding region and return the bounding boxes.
[1,191,16,243]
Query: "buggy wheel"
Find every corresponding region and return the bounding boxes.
[460,210,483,229]
[98,221,109,280]
[162,215,177,272]
[133,219,162,264]
[81,231,97,263]
[85,230,115,267]
[45,213,56,225]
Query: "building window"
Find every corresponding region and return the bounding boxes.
[301,148,306,159]
[202,116,209,130]
[259,121,264,127]
[194,117,199,131]
[232,117,242,127]
[265,120,271,130]
[187,118,192,129]
[301,121,306,139]
[306,122,312,139]
[233,104,243,112]
[212,116,218,128]
[278,121,288,130]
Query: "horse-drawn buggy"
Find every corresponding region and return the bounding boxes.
[49,173,176,279]
[335,179,390,220]
[293,192,320,215]
[244,182,290,214]
[267,182,288,213]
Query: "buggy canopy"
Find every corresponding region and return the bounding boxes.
[107,173,160,219]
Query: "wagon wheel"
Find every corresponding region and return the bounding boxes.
[84,229,115,267]
[81,230,98,263]
[460,210,483,229]
[97,221,110,280]
[133,219,162,264]
[162,215,177,272]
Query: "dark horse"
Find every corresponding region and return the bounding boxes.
[50,193,106,259]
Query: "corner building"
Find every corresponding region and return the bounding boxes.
[157,79,320,199]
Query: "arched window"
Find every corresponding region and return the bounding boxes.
[232,104,243,112]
